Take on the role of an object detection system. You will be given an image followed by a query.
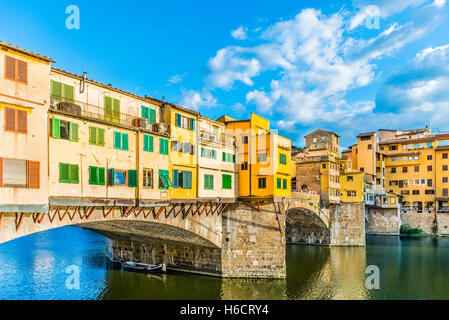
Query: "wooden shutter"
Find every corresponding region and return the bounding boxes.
[17,60,27,84]
[62,84,74,102]
[114,132,121,149]
[277,178,282,189]
[59,163,69,183]
[176,113,181,127]
[50,80,62,100]
[104,96,112,121]
[5,56,16,80]
[17,110,27,133]
[128,170,138,187]
[190,118,195,131]
[52,118,60,138]
[112,98,120,123]
[5,107,16,132]
[28,161,40,189]
[98,167,105,186]
[70,165,79,184]
[98,128,105,147]
[172,170,179,188]
[141,106,149,120]
[108,169,115,186]
[149,109,156,124]
[89,127,97,145]
[89,167,98,185]
[122,134,129,150]
[69,123,78,142]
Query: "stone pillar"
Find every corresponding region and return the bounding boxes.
[366,207,401,235]
[329,202,365,246]
[220,202,286,278]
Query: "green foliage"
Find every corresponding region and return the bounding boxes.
[400,224,424,235]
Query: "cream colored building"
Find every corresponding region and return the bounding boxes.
[0,42,53,213]
[49,68,171,204]
[198,116,237,199]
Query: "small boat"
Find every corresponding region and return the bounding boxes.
[120,260,165,273]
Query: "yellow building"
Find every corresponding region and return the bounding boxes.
[340,171,365,203]
[294,130,341,203]
[0,42,53,213]
[161,104,199,200]
[218,113,292,198]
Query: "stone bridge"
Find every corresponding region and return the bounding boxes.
[0,194,366,278]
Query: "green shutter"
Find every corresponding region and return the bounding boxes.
[112,98,120,124]
[176,113,181,127]
[160,138,168,155]
[173,170,179,188]
[70,165,79,184]
[122,133,129,151]
[108,169,115,186]
[283,179,287,190]
[114,132,121,149]
[128,170,138,187]
[149,109,156,124]
[62,84,74,102]
[104,96,112,122]
[98,167,106,186]
[69,122,78,142]
[89,127,97,145]
[233,154,236,163]
[52,118,60,139]
[223,175,232,190]
[205,175,214,190]
[144,135,154,152]
[190,118,195,131]
[141,106,149,120]
[89,167,98,185]
[59,163,69,183]
[51,80,62,101]
[98,128,105,147]
[277,178,282,189]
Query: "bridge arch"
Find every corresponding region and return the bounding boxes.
[286,207,330,245]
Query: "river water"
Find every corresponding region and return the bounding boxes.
[1,226,449,300]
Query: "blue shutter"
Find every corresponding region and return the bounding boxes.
[176,113,182,127]
[190,118,195,131]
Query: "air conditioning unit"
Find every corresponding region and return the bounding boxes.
[132,118,147,129]
[153,123,168,134]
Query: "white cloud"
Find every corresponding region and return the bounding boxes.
[179,89,217,110]
[231,26,248,40]
[168,74,186,84]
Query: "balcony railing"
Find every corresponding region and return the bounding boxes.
[200,130,236,147]
[50,95,168,135]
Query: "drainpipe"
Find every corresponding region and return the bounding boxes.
[136,130,140,202]
[80,72,87,94]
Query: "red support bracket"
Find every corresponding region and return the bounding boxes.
[145,207,155,219]
[211,203,221,216]
[49,207,60,223]
[258,202,262,213]
[166,204,177,218]
[104,206,116,219]
[69,207,79,221]
[134,207,144,218]
[154,207,164,220]
[218,203,229,216]
[182,203,194,219]
[124,206,137,218]
[38,212,46,224]
[86,207,97,220]
[15,213,24,232]
[59,207,70,222]
[192,203,203,217]
[199,203,209,216]
[0,213,3,228]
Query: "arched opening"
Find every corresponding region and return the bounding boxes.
[286,208,330,245]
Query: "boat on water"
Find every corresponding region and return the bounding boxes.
[120,261,165,273]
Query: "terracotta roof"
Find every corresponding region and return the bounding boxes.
[379,137,434,145]
[0,41,55,63]
[357,132,377,137]
[305,129,340,138]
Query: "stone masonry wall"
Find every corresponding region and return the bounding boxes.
[366,207,400,235]
[286,208,330,245]
[436,213,449,235]
[328,202,365,246]
[220,202,286,278]
[401,210,436,234]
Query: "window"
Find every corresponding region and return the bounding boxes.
[347,176,354,182]
[413,190,420,195]
[258,153,267,163]
[175,113,195,131]
[352,191,357,197]
[141,106,156,125]
[89,126,105,146]
[428,142,433,148]
[322,164,327,169]
[428,179,433,187]
[443,189,449,197]
[360,167,364,172]
[277,178,282,189]
[50,80,74,103]
[114,132,129,151]
[258,177,267,189]
[89,167,106,186]
[439,140,449,147]
[283,179,288,190]
[427,165,433,172]
[107,169,127,186]
[389,146,398,151]
[443,153,448,159]
[242,136,249,144]
[182,171,192,189]
[59,163,79,184]
[425,190,435,195]
[368,144,372,150]
[143,135,154,152]
[402,167,408,173]
[201,148,217,159]
[279,153,287,165]
[5,56,27,84]
[4,107,27,134]
[402,145,407,151]
[361,136,371,141]
[391,168,396,173]
[143,169,153,188]
[1,158,27,187]
[222,152,235,163]
[104,96,120,124]
[159,138,169,155]
[159,170,172,190]
[321,137,325,142]
[415,166,419,172]
[241,162,248,170]
[444,165,449,171]
[408,145,413,150]
[443,177,448,183]
[204,174,214,190]
[222,174,232,190]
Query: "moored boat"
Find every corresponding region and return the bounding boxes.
[120,261,165,273]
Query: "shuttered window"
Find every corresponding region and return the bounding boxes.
[59,163,79,184]
[204,174,214,190]
[89,166,106,186]
[280,153,287,165]
[222,152,235,163]
[5,56,28,84]
[222,174,232,190]
[172,169,179,188]
[28,161,40,189]
[2,159,27,187]
[51,117,78,142]
[128,170,138,187]
[159,170,173,190]
[283,179,288,190]
[114,132,129,151]
[182,171,192,189]
[4,107,27,134]
[175,113,195,131]
[104,96,120,124]
[89,126,105,146]
[277,178,282,189]
[141,106,156,124]
[50,80,75,103]
[143,134,154,152]
[258,178,267,189]
[160,138,169,155]
[201,148,217,159]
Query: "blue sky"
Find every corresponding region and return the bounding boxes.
[1,0,449,148]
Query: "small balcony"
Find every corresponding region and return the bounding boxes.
[200,130,236,148]
[50,95,168,135]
